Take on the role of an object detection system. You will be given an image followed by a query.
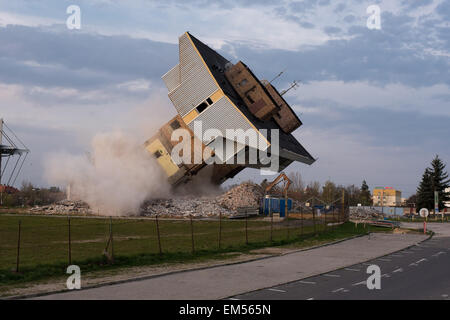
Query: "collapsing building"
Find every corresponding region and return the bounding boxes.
[145,32,315,186]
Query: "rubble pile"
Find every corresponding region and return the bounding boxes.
[349,207,384,220]
[29,182,265,217]
[217,183,264,211]
[142,196,233,217]
[29,200,91,215]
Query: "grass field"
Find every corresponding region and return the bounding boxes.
[0,214,366,286]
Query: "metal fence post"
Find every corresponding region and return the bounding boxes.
[286,209,290,240]
[218,211,222,249]
[270,204,273,242]
[312,200,316,235]
[68,217,72,265]
[155,215,162,255]
[109,217,114,263]
[331,208,336,231]
[16,220,21,273]
[190,215,195,254]
[301,206,304,237]
[245,213,248,245]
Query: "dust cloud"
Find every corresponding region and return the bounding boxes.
[44,131,171,216]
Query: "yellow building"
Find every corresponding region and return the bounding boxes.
[373,187,402,207]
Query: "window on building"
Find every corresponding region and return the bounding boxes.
[154,150,162,159]
[196,101,209,113]
[170,120,181,130]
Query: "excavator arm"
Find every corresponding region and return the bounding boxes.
[265,172,292,195]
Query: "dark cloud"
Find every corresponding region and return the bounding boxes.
[0,25,178,89]
[436,1,450,20]
[298,102,450,149]
[323,26,341,34]
[299,21,316,29]
[402,0,434,10]
[221,12,450,88]
[343,14,356,23]
[334,3,346,13]
[290,0,320,13]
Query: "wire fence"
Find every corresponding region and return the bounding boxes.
[0,208,349,275]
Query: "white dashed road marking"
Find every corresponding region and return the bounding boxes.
[332,288,345,293]
[299,281,316,285]
[267,288,286,293]
[323,274,341,278]
[393,268,403,273]
[344,268,360,272]
[432,251,446,257]
[409,258,427,267]
[416,258,427,263]
[352,281,366,286]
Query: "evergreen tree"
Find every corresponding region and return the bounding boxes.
[430,156,450,210]
[416,156,450,210]
[416,168,433,210]
[360,180,372,206]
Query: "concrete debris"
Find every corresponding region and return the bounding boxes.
[29,200,91,215]
[143,183,264,217]
[141,196,233,218]
[217,183,264,211]
[28,182,265,218]
[349,207,384,220]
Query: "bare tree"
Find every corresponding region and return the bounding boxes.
[289,172,304,193]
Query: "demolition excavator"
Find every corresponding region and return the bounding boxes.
[264,172,292,218]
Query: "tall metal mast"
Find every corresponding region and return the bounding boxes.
[0,119,30,204]
[280,80,301,96]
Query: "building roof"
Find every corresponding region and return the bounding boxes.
[188,33,315,165]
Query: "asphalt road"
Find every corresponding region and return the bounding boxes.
[229,236,450,300]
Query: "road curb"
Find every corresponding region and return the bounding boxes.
[7,230,428,300]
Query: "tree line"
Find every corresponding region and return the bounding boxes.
[0,182,65,207]
[260,155,449,211]
[260,172,372,207]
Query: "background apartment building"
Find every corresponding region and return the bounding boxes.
[373,187,402,207]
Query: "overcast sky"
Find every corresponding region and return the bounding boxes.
[0,0,449,197]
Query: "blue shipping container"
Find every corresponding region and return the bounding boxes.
[261,197,293,217]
